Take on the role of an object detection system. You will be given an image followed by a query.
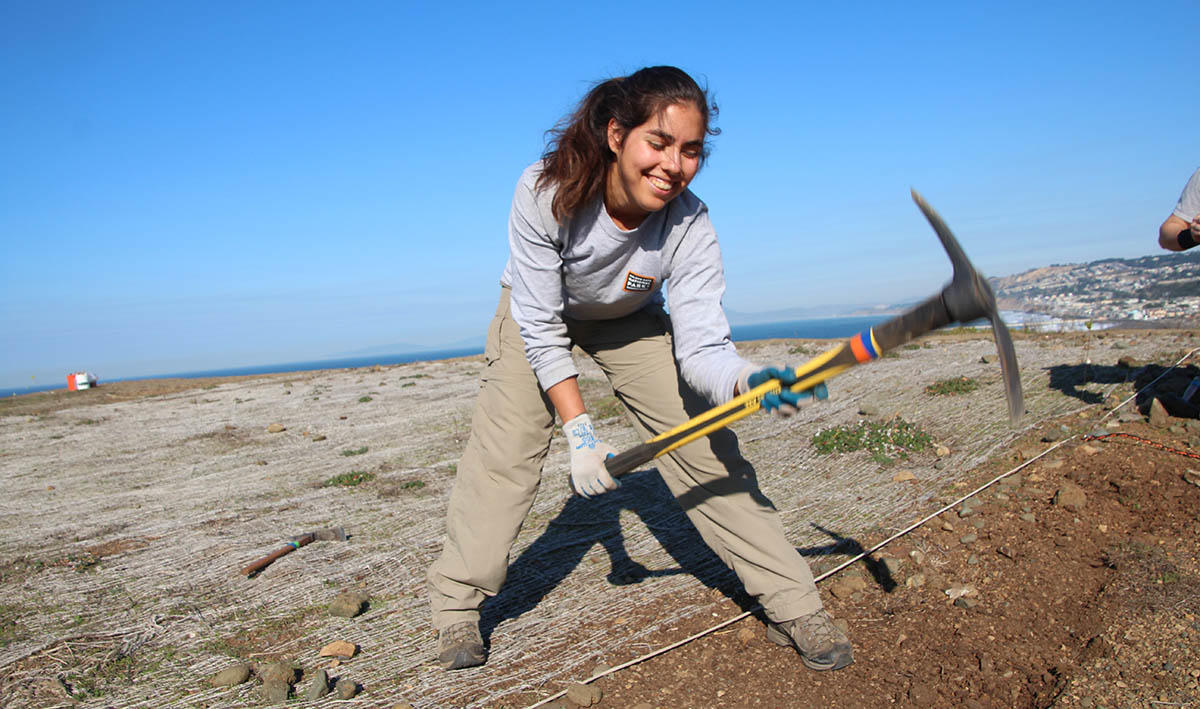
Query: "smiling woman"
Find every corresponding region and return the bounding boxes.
[424,66,853,674]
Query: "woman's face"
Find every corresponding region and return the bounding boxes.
[605,102,705,230]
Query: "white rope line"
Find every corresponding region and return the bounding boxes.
[520,346,1198,709]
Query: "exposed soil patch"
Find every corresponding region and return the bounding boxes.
[504,413,1200,708]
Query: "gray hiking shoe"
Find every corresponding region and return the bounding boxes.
[436,621,486,670]
[766,609,853,671]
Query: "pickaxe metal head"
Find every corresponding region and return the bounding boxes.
[911,190,1024,426]
[309,526,348,542]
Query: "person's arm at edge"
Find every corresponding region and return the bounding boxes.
[1159,214,1193,251]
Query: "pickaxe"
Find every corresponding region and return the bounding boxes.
[241,526,347,576]
[605,190,1023,478]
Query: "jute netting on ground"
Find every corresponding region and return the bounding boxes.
[0,331,1183,707]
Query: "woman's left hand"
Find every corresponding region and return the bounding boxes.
[738,365,830,417]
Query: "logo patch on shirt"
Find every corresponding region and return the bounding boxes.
[624,271,655,292]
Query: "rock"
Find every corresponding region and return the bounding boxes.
[319,640,357,659]
[997,545,1017,560]
[892,470,916,482]
[970,518,986,530]
[979,354,993,364]
[978,653,994,673]
[905,573,926,589]
[330,592,369,618]
[880,556,903,576]
[266,423,286,433]
[935,445,950,457]
[844,575,870,593]
[998,473,1022,490]
[908,682,938,707]
[940,520,955,532]
[832,617,850,634]
[257,679,290,703]
[933,460,947,470]
[966,554,979,565]
[737,626,757,646]
[944,584,977,600]
[256,661,297,685]
[591,661,612,677]
[1149,398,1170,428]
[306,669,331,700]
[311,434,327,442]
[858,404,880,417]
[829,580,855,599]
[959,533,978,545]
[1041,427,1065,442]
[335,678,359,699]
[565,681,603,706]
[909,549,925,565]
[954,597,980,609]
[392,703,415,709]
[1054,482,1087,511]
[1117,355,1143,369]
[1184,469,1200,488]
[957,505,975,519]
[208,663,251,687]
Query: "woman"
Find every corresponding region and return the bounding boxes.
[426,66,852,673]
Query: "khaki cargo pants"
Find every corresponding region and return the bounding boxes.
[427,287,822,629]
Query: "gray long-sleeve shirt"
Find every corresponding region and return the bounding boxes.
[1172,168,1200,221]
[500,163,753,406]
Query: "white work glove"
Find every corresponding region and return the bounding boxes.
[563,413,619,498]
[736,364,830,418]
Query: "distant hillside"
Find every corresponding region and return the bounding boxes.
[990,251,1200,322]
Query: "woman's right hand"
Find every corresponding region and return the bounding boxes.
[563,413,619,498]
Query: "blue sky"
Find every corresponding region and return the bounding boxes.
[3,1,1198,390]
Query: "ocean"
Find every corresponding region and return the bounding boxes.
[2,312,1070,399]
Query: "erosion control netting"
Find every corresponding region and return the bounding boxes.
[0,332,1184,707]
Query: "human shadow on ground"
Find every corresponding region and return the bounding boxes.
[1134,363,1200,418]
[799,523,897,593]
[1047,361,1200,417]
[479,470,748,642]
[1046,363,1138,405]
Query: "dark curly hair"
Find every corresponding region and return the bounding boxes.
[536,66,719,224]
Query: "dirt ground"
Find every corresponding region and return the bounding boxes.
[503,365,1200,708]
[2,329,1198,708]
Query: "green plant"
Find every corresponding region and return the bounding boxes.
[341,446,369,457]
[590,395,624,420]
[811,418,933,464]
[358,395,373,403]
[924,376,980,396]
[401,480,426,490]
[323,471,375,487]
